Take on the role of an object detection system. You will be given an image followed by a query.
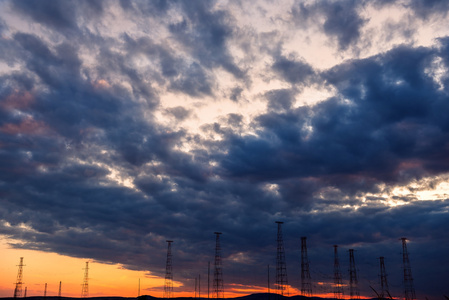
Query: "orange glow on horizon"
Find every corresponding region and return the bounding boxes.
[0,237,166,298]
[1,238,377,299]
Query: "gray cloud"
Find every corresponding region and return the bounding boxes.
[169,1,246,80]
[165,106,192,121]
[272,55,316,85]
[292,0,367,51]
[0,1,448,298]
[11,0,104,35]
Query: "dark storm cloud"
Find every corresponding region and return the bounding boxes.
[122,33,214,97]
[225,113,243,128]
[12,0,77,30]
[292,0,367,51]
[229,87,243,102]
[216,199,449,296]
[1,0,448,297]
[0,22,217,285]
[291,0,449,51]
[219,43,449,200]
[119,0,170,16]
[265,89,296,111]
[169,62,213,96]
[13,32,82,91]
[370,0,449,40]
[0,19,204,280]
[11,0,104,32]
[272,55,316,86]
[407,0,449,19]
[165,106,191,121]
[0,18,6,35]
[168,1,246,80]
[0,173,172,267]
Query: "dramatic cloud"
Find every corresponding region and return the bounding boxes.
[0,0,448,298]
[292,0,367,51]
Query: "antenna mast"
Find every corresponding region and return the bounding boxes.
[379,257,390,299]
[300,237,312,297]
[333,246,344,299]
[14,257,25,298]
[349,249,360,299]
[213,232,224,298]
[275,221,288,296]
[81,262,89,298]
[164,240,174,299]
[401,238,416,300]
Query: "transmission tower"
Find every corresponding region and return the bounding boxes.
[164,240,174,299]
[301,237,312,297]
[213,232,224,298]
[333,246,344,299]
[348,249,360,300]
[81,262,89,298]
[401,238,416,300]
[13,257,25,298]
[275,221,288,296]
[24,287,27,298]
[379,257,390,299]
[44,283,47,298]
[59,281,62,298]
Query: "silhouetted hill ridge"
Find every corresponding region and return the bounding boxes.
[1,294,378,300]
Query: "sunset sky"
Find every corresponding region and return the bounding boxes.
[1,0,449,298]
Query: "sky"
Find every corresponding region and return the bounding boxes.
[1,0,449,298]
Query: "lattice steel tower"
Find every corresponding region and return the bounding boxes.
[81,262,89,298]
[213,232,224,298]
[348,249,359,300]
[164,240,174,299]
[379,257,390,299]
[401,238,416,300]
[301,237,312,297]
[275,221,288,296]
[14,257,25,298]
[333,246,344,299]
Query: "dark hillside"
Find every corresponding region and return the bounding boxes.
[1,294,379,300]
